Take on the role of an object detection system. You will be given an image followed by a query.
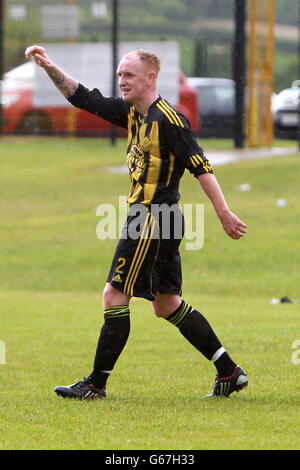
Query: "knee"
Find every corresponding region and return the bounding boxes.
[102,283,117,307]
[102,283,130,308]
[102,283,110,305]
[152,301,165,318]
[152,295,182,319]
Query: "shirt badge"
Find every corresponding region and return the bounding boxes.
[141,137,152,153]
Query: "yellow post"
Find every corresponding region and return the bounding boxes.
[247,0,275,147]
[266,0,275,144]
[67,0,77,138]
[248,0,257,146]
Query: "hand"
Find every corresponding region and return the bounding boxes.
[25,44,79,99]
[25,45,52,69]
[219,209,247,240]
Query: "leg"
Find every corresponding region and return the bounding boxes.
[54,283,131,399]
[89,283,131,389]
[55,205,157,400]
[153,293,236,377]
[90,205,159,388]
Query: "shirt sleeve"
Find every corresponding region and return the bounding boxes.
[68,83,129,129]
[164,115,213,177]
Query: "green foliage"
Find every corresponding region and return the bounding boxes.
[274,50,298,91]
[275,0,299,25]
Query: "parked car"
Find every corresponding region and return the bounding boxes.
[187,77,235,137]
[0,63,200,136]
[272,81,300,139]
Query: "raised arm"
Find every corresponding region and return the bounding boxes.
[197,172,247,240]
[25,45,79,99]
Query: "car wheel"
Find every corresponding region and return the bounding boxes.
[17,111,52,135]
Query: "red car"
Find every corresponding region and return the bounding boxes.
[1,63,200,136]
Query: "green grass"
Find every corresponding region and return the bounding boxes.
[0,136,299,450]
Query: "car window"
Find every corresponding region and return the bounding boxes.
[195,85,235,115]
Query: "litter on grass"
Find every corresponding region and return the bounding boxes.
[276,199,287,208]
[270,296,299,304]
[236,183,251,192]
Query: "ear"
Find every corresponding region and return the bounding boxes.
[147,71,157,86]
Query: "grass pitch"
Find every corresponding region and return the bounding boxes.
[0,137,299,450]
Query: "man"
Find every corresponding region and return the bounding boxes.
[25,45,248,399]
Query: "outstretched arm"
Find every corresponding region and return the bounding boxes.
[25,45,79,99]
[197,172,247,240]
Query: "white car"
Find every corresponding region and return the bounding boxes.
[272,81,300,138]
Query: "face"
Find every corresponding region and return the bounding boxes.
[117,55,150,105]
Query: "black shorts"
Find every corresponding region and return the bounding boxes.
[106,203,184,301]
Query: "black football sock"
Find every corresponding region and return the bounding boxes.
[166,300,236,377]
[210,347,237,378]
[90,305,130,389]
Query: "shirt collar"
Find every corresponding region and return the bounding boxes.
[133,95,162,120]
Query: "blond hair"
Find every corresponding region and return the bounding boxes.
[123,49,161,76]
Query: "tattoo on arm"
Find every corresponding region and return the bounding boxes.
[46,68,78,99]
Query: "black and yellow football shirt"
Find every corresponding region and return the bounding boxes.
[68,84,213,206]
